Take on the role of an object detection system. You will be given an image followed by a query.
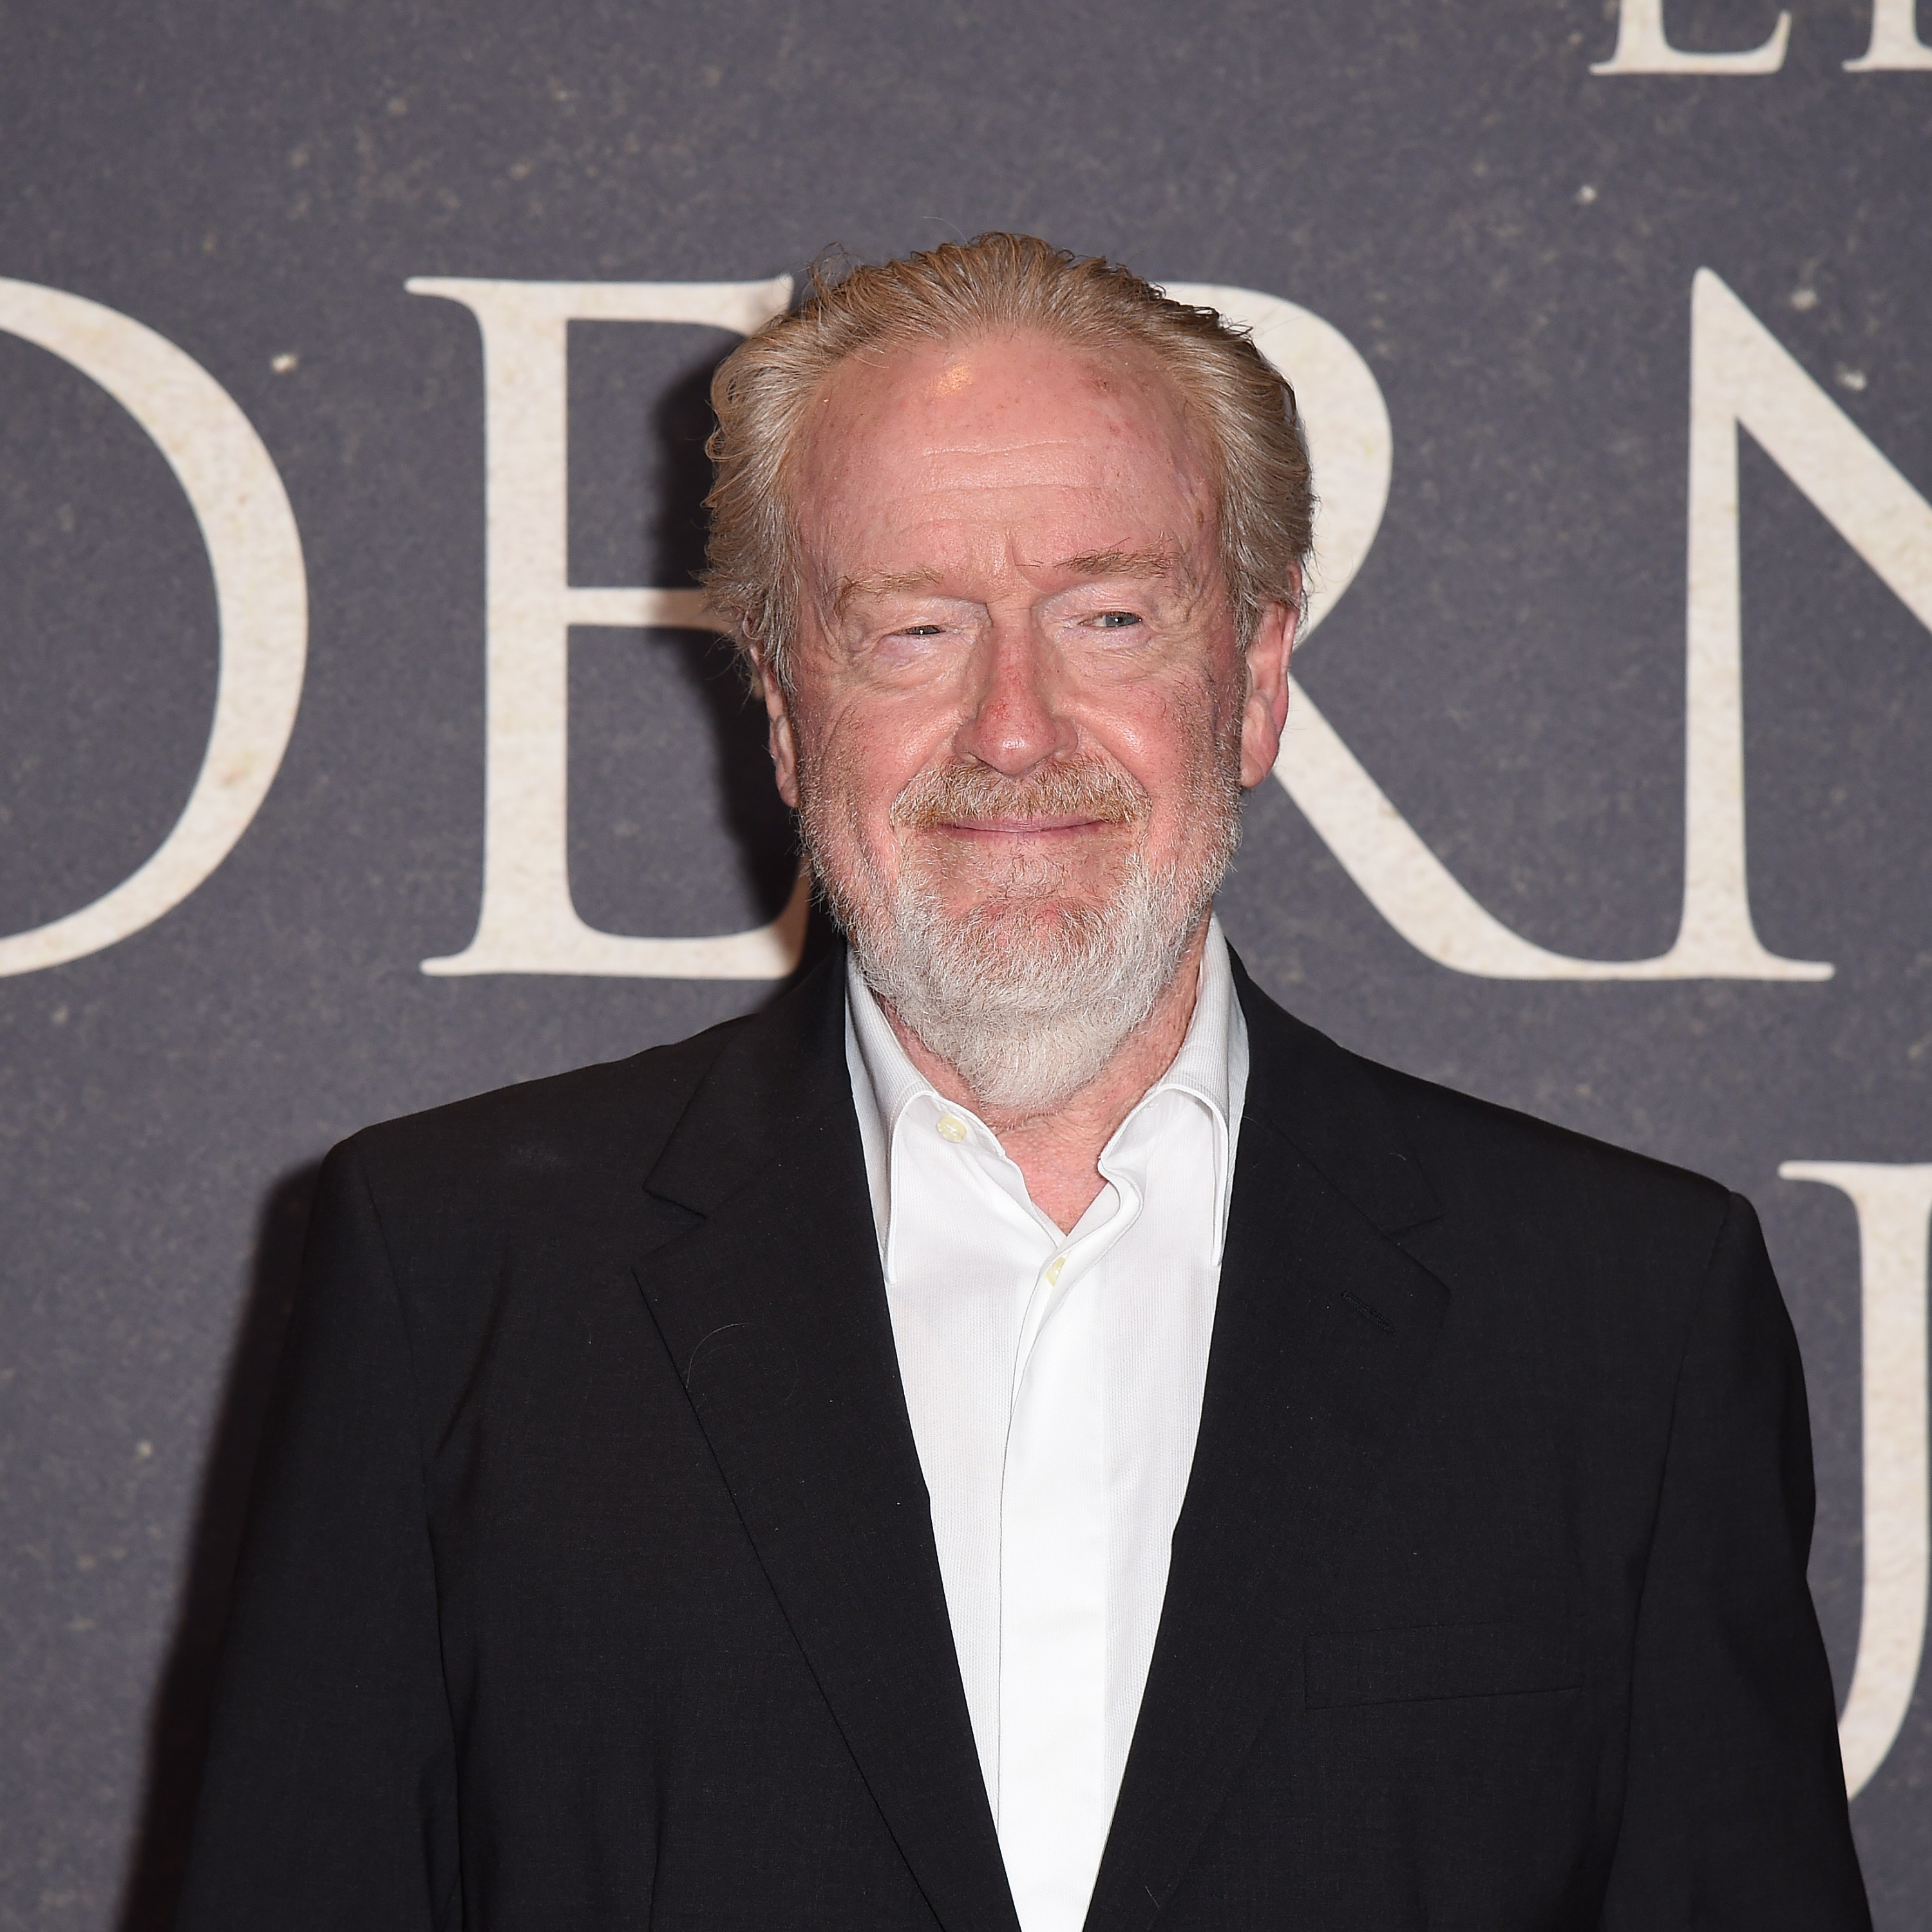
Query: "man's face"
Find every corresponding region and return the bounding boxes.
[762,328,1294,961]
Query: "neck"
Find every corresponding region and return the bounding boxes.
[880,918,1213,1233]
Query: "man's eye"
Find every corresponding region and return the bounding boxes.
[1094,611,1141,630]
[897,624,945,638]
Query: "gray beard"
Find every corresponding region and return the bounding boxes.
[807,792,1242,1119]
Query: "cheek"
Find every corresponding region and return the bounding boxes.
[798,699,927,839]
[1094,674,1231,803]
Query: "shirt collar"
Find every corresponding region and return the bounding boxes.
[1146,915,1244,1133]
[844,916,1249,1256]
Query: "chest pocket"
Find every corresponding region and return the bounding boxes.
[1305,1618,1584,1710]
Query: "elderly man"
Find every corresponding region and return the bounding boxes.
[180,236,1866,1931]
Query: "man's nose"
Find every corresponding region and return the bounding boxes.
[954,621,1074,777]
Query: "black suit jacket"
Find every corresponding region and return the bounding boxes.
[177,951,1868,1931]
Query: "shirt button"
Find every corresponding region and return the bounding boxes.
[1045,1256,1066,1285]
[935,1115,969,1143]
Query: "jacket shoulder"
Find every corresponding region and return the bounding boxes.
[1344,1046,1741,1301]
[1377,1051,1727,1211]
[1235,963,1736,1265]
[336,1008,756,1211]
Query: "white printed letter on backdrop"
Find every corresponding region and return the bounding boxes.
[1782,1162,1932,1798]
[1218,272,1932,980]
[407,276,809,980]
[0,280,308,978]
[1845,0,1932,70]
[1591,0,1790,73]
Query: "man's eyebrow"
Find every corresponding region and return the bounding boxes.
[829,549,1189,619]
[1054,546,1184,582]
[831,567,943,618]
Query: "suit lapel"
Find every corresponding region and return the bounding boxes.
[635,956,1019,1932]
[1084,967,1450,1932]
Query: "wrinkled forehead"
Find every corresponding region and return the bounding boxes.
[787,328,1219,554]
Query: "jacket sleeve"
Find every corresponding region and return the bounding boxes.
[175,1137,460,1930]
[1599,1191,1870,1931]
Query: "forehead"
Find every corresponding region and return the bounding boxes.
[789,328,1215,564]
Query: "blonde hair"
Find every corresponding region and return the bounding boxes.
[701,232,1311,682]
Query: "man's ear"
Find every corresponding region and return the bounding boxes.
[749,643,801,809]
[1238,594,1297,790]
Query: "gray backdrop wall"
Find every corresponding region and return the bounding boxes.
[3,1,1929,1924]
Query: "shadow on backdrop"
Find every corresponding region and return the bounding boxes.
[567,348,808,936]
[644,355,804,928]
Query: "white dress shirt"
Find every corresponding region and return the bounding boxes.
[845,921,1249,1932]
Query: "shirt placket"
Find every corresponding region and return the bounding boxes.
[994,1166,1142,1932]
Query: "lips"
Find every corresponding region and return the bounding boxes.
[939,814,1115,835]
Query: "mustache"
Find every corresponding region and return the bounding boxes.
[889,758,1150,830]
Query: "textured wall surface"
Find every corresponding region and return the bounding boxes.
[1,1,1928,1923]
